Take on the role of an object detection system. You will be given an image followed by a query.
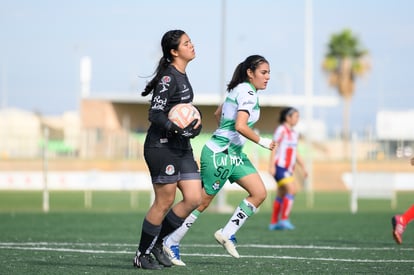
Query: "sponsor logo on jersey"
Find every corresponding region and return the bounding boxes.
[230,155,244,166]
[180,84,189,93]
[151,95,167,110]
[242,100,255,106]
[213,154,244,168]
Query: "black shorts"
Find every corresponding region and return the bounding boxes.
[144,147,201,184]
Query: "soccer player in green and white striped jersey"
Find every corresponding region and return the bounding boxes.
[163,55,277,265]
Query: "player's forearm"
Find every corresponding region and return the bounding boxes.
[235,124,260,143]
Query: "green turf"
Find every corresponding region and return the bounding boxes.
[1,191,414,274]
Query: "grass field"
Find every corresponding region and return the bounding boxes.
[1,191,414,274]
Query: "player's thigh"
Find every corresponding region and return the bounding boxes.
[179,149,201,181]
[144,147,180,184]
[275,166,294,189]
[153,183,177,207]
[236,173,267,203]
[178,178,202,205]
[285,180,297,194]
[228,153,258,183]
[200,146,232,196]
[231,155,266,205]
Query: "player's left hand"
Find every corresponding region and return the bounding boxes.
[192,118,202,130]
[182,119,202,138]
[270,141,278,151]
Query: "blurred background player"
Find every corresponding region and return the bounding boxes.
[391,156,414,244]
[162,54,277,265]
[268,107,308,230]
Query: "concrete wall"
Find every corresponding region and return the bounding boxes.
[0,108,42,158]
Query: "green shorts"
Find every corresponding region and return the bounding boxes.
[200,145,257,195]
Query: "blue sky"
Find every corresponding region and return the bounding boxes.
[1,0,414,135]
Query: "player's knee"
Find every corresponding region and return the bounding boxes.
[252,190,267,205]
[155,196,175,211]
[258,191,267,204]
[186,195,202,210]
[198,199,211,211]
[286,182,296,194]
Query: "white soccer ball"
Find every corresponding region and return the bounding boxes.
[168,103,201,129]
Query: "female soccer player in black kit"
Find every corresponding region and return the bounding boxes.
[133,30,202,270]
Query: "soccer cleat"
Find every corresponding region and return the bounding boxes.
[163,244,186,266]
[151,243,173,267]
[269,220,295,230]
[133,253,163,270]
[392,215,406,245]
[214,229,240,258]
[279,219,295,230]
[268,223,282,231]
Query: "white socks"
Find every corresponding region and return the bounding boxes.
[164,210,200,247]
[221,199,256,238]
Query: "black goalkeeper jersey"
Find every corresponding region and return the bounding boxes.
[144,65,194,150]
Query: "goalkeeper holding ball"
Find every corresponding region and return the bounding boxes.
[133,29,202,270]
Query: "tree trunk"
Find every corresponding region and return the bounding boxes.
[343,97,351,159]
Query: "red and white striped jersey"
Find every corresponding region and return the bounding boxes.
[272,124,298,172]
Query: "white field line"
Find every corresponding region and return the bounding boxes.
[0,242,413,263]
[1,242,413,251]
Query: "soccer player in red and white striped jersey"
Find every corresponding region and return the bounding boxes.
[268,107,307,230]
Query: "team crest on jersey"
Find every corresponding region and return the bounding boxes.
[161,76,171,84]
[159,76,171,93]
[165,164,175,175]
[212,180,220,190]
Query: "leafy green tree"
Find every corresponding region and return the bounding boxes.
[322,29,370,155]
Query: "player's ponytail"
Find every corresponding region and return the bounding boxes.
[141,56,170,96]
[141,30,185,97]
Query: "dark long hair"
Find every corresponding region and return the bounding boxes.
[141,30,185,96]
[279,106,298,124]
[226,55,268,92]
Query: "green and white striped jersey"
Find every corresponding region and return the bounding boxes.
[206,82,260,154]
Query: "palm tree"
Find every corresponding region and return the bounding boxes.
[322,29,370,156]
